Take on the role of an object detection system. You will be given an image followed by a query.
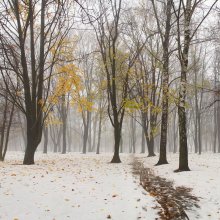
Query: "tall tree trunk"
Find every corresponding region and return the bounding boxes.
[213,56,218,153]
[173,109,177,153]
[120,136,123,153]
[175,0,192,172]
[148,112,156,157]
[67,121,72,152]
[177,103,190,171]
[88,112,92,152]
[62,118,67,154]
[43,126,48,154]
[111,123,121,163]
[61,95,67,154]
[23,121,41,165]
[23,0,45,165]
[194,81,199,154]
[141,125,145,153]
[83,124,89,154]
[143,116,154,157]
[213,103,217,153]
[155,0,172,165]
[92,114,97,151]
[18,111,27,150]
[131,114,136,153]
[57,127,62,152]
[96,111,102,154]
[148,138,155,157]
[0,98,8,161]
[0,98,15,161]
[3,102,15,160]
[217,100,220,153]
[198,112,202,154]
[82,110,90,154]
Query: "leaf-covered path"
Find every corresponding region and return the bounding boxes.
[0,153,158,220]
[132,158,200,220]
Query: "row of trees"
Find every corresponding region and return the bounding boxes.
[0,0,219,171]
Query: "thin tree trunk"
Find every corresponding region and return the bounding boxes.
[96,110,102,154]
[175,0,192,172]
[141,125,145,153]
[92,114,97,151]
[120,135,123,153]
[0,97,8,161]
[88,112,92,152]
[194,78,199,153]
[3,102,15,160]
[173,109,177,153]
[154,0,172,165]
[217,99,220,153]
[43,126,48,154]
[198,112,202,154]
[62,118,67,154]
[131,114,136,153]
[61,95,67,154]
[214,103,217,153]
[83,125,89,154]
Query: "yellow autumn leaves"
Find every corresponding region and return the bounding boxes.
[49,63,81,104]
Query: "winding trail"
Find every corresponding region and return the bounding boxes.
[132,157,200,220]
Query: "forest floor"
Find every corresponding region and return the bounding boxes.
[1,152,219,220]
[139,153,220,220]
[132,158,199,220]
[0,152,159,220]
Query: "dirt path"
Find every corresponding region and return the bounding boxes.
[132,157,200,220]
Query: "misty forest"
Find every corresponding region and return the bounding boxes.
[0,0,220,219]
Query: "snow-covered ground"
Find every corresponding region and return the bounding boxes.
[141,153,220,220]
[0,153,158,220]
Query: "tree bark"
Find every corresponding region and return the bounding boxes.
[23,126,40,165]
[96,110,102,154]
[43,126,48,154]
[155,0,172,165]
[111,124,121,163]
[141,125,145,153]
[61,95,67,154]
[92,114,97,152]
[83,124,89,154]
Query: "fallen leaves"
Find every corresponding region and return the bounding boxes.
[1,154,155,220]
[133,159,199,220]
[112,194,118,198]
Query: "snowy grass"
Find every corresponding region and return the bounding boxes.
[140,153,220,220]
[0,152,158,220]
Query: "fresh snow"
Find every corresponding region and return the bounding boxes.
[2,152,219,220]
[0,153,158,220]
[141,153,220,220]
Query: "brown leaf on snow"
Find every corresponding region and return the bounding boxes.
[112,194,118,198]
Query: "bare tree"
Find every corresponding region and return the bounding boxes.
[0,0,74,164]
[85,0,146,162]
[172,0,217,171]
[151,0,173,165]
